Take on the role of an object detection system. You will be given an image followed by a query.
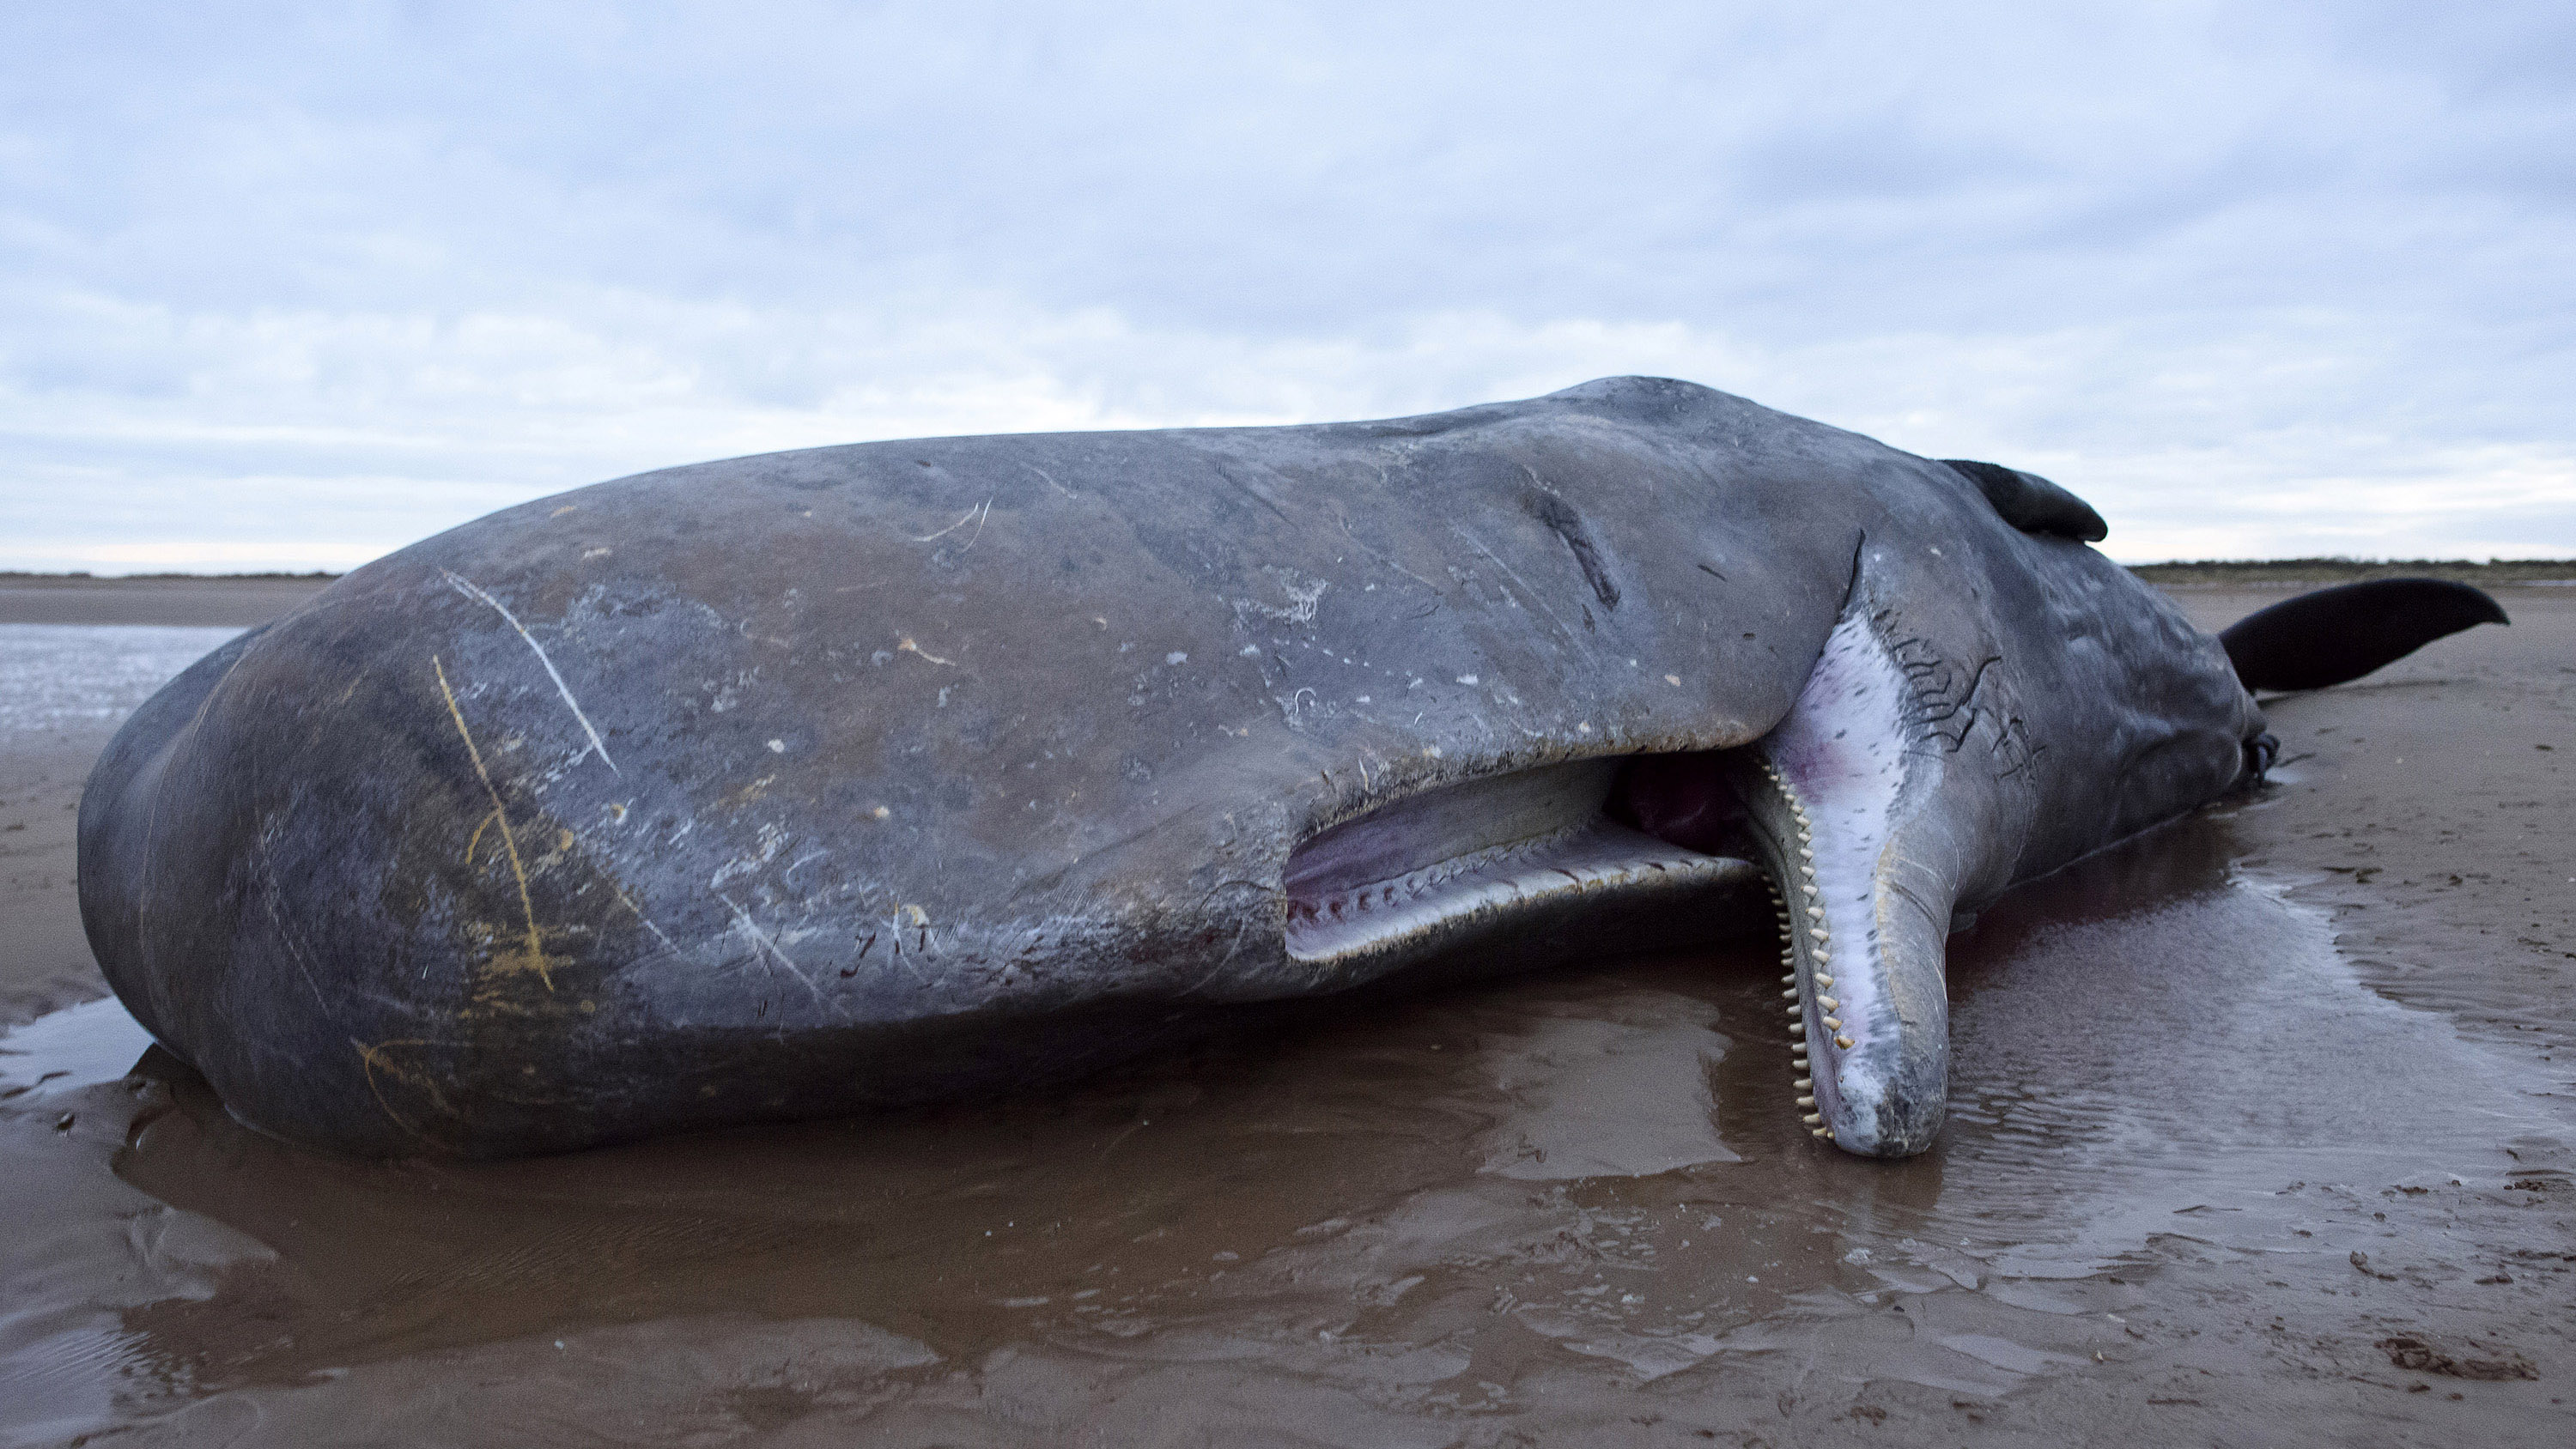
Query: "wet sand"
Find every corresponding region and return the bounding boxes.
[3,586,2570,1446]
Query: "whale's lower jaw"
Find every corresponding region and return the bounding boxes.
[1735,755,1950,1158]
[1732,603,1961,1159]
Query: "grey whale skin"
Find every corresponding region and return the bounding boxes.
[82,377,2275,1160]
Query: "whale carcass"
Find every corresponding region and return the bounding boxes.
[81,377,2494,1159]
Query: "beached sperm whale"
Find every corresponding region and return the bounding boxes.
[78,377,2508,1160]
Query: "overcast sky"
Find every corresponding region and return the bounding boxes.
[4,2,2571,570]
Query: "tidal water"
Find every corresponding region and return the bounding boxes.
[0,625,240,737]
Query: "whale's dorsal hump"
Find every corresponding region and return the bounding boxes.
[1940,458,2109,543]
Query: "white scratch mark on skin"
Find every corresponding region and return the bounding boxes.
[608,883,678,953]
[1026,464,1078,498]
[898,636,959,667]
[440,568,620,776]
[255,834,332,1011]
[1449,526,1576,640]
[720,893,833,1009]
[908,498,992,544]
[1240,572,1329,624]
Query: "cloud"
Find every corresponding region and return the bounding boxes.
[3,1,2570,570]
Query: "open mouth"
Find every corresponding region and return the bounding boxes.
[1281,755,1768,980]
[1276,602,1958,1161]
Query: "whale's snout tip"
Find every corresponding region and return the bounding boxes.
[1824,1085,1946,1159]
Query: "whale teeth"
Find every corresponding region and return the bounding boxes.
[1801,1113,1823,1126]
[1835,1034,1855,1049]
[1789,1025,1806,1039]
[1815,973,1834,987]
[1807,906,1825,920]
[1780,987,1799,998]
[1795,1095,1814,1107]
[1821,1016,1841,1029]
[1795,1077,1812,1089]
[1820,997,1838,1010]
[1786,1005,1802,1018]
[1814,1127,1833,1140]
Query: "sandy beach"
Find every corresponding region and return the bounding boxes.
[2,580,2568,1446]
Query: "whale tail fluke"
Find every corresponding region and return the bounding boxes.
[2219,578,2509,693]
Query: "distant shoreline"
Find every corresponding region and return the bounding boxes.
[0,572,340,586]
[2128,558,2576,587]
[13,560,2576,589]
[6,561,2575,627]
[0,574,337,627]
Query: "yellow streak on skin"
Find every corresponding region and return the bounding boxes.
[351,1037,456,1143]
[434,655,555,992]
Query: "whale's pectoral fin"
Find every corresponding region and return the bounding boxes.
[1722,591,2035,1158]
[1940,458,2108,543]
[2219,577,2510,694]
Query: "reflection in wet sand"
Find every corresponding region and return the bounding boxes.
[4,806,2571,1444]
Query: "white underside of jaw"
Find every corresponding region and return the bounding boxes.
[1757,609,1913,1148]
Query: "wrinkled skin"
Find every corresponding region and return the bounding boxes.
[79,378,2265,1159]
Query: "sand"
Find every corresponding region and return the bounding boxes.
[2,584,2569,1446]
